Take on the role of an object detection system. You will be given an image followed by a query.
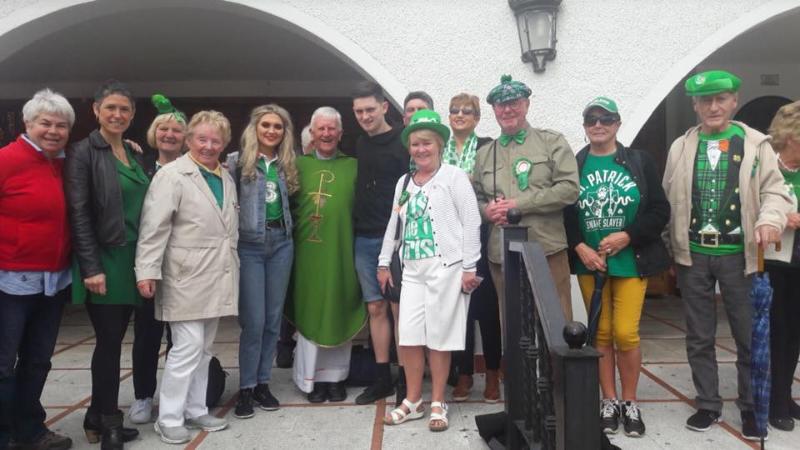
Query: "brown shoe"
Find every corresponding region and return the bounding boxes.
[451,375,473,402]
[483,370,501,403]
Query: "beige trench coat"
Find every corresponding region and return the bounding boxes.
[135,154,239,321]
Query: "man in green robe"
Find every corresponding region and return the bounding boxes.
[287,106,366,402]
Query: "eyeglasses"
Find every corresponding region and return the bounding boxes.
[583,114,619,126]
[449,107,476,116]
[493,99,526,111]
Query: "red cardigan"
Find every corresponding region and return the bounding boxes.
[0,136,71,271]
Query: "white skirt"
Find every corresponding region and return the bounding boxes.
[398,258,469,351]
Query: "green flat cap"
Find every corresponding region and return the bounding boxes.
[583,96,619,116]
[684,70,742,97]
[401,109,450,147]
[486,74,532,105]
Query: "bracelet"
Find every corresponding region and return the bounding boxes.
[377,266,389,271]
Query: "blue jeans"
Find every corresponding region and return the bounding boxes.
[237,229,294,389]
[0,288,67,447]
[354,236,384,302]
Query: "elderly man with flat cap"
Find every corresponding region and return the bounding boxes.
[472,75,579,323]
[662,70,792,440]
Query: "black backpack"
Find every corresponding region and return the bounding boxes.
[206,356,227,407]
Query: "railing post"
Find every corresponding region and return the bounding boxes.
[500,223,528,449]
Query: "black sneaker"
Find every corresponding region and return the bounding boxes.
[14,431,73,450]
[327,381,347,403]
[355,379,395,405]
[622,401,645,437]
[253,384,280,411]
[741,410,768,441]
[685,409,720,431]
[600,399,620,434]
[234,389,255,419]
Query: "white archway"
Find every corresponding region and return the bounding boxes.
[0,0,407,106]
[619,0,800,144]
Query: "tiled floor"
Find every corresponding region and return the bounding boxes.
[40,295,800,449]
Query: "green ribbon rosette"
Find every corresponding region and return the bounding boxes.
[513,157,532,191]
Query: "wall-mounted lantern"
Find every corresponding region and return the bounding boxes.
[508,0,562,73]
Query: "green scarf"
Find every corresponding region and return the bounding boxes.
[443,132,479,174]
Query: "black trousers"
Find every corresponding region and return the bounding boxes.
[766,264,800,418]
[86,303,134,415]
[453,223,502,374]
[132,301,165,400]
[0,288,67,447]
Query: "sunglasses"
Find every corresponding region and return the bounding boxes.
[583,114,619,126]
[449,107,476,116]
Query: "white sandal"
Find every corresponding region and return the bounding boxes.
[384,398,425,425]
[429,401,449,432]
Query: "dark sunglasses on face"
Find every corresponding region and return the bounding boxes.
[449,107,476,116]
[583,114,619,126]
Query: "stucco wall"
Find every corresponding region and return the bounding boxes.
[0,0,795,150]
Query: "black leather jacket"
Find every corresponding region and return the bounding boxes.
[64,130,144,278]
[565,142,671,277]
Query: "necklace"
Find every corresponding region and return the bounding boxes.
[413,165,441,185]
[779,155,800,173]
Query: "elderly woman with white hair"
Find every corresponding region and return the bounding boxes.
[0,89,75,450]
[378,110,481,432]
[135,110,239,444]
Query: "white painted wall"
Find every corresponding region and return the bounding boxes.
[2,0,796,151]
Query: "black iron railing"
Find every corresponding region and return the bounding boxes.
[500,224,600,450]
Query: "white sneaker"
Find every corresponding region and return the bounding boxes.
[154,422,191,444]
[129,398,153,424]
[185,414,228,432]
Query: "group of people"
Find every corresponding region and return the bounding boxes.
[1,68,799,450]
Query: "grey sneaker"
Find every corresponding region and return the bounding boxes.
[154,422,191,444]
[185,414,228,432]
[128,397,153,424]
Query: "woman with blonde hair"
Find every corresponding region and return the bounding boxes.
[765,100,800,431]
[225,104,299,419]
[136,110,239,444]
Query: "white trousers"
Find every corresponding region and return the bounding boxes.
[158,318,219,427]
[293,334,351,393]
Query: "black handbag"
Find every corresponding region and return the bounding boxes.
[384,174,412,302]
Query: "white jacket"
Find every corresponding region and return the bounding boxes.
[378,164,481,270]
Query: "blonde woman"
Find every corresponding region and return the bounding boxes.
[136,110,239,444]
[225,104,299,418]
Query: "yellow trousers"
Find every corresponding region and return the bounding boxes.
[577,275,648,351]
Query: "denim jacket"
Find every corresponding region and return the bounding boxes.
[225,152,293,242]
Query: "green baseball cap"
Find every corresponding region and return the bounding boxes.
[486,74,532,105]
[582,96,619,116]
[684,70,742,97]
[401,109,450,148]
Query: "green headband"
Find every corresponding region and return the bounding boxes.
[151,93,187,123]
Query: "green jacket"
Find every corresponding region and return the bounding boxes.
[472,125,579,263]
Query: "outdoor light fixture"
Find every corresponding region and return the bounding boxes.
[508,0,562,73]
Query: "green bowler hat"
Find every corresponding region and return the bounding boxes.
[486,74,532,105]
[401,109,450,148]
[582,96,619,116]
[684,70,742,97]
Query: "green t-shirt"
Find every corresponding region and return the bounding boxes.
[781,167,800,210]
[258,157,283,221]
[689,124,745,256]
[403,188,436,260]
[576,153,640,277]
[198,166,224,209]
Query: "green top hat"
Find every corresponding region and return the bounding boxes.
[401,109,450,147]
[582,96,619,116]
[684,70,742,97]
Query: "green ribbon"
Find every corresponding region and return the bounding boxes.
[398,190,410,207]
[498,129,528,147]
[513,157,532,191]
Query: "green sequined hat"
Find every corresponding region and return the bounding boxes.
[151,93,187,123]
[684,70,742,97]
[486,74,532,105]
[401,109,450,148]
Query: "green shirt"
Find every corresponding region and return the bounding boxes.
[781,166,800,209]
[198,166,224,209]
[258,157,283,221]
[576,153,640,277]
[689,124,745,256]
[403,189,436,260]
